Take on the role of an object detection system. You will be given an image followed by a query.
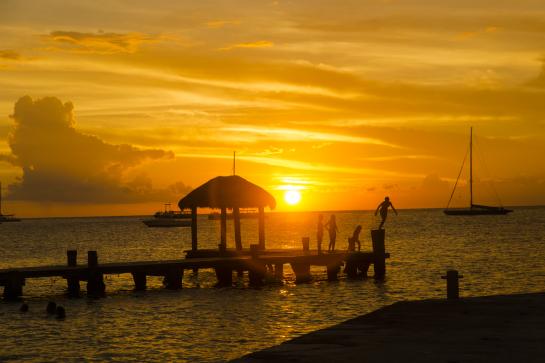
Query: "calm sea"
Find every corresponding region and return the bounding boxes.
[1,208,544,362]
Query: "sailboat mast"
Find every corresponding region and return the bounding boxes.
[469,127,473,208]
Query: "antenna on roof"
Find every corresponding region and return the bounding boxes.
[233,151,236,175]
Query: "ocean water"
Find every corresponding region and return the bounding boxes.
[1,207,544,362]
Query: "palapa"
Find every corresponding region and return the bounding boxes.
[178,175,276,251]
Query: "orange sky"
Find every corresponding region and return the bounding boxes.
[1,0,545,217]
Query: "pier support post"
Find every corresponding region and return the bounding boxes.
[132,272,147,291]
[249,266,265,287]
[344,260,358,279]
[327,263,341,281]
[371,229,386,279]
[441,270,463,299]
[66,250,80,297]
[87,251,105,297]
[164,268,183,290]
[291,263,311,283]
[249,244,265,286]
[215,267,233,287]
[2,273,24,301]
[274,263,284,280]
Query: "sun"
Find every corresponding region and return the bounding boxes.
[284,190,301,205]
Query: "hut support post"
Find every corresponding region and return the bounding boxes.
[191,207,198,251]
[2,274,24,301]
[233,207,242,250]
[258,207,265,250]
[220,207,227,250]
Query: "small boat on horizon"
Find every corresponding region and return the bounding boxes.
[143,203,191,227]
[444,128,513,216]
[0,181,21,222]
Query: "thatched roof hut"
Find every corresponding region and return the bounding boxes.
[178,175,276,251]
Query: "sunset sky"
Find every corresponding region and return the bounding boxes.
[1,0,545,217]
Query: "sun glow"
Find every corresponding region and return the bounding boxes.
[284,190,302,205]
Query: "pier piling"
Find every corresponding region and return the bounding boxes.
[132,272,147,291]
[371,229,386,279]
[66,250,80,297]
[164,268,183,290]
[87,251,105,297]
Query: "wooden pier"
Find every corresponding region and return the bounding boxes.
[0,230,389,300]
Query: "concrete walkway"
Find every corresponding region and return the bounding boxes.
[234,293,545,362]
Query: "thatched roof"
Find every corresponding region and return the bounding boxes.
[178,175,276,210]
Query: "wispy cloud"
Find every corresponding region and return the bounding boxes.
[44,31,160,53]
[220,40,273,51]
[206,20,240,29]
[223,126,400,148]
[0,49,21,60]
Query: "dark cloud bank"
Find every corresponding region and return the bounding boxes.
[0,96,190,203]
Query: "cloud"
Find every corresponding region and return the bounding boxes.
[44,31,159,53]
[206,20,240,29]
[0,49,21,60]
[1,96,184,203]
[220,40,274,51]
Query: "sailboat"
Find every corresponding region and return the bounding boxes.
[444,128,513,216]
[0,182,21,222]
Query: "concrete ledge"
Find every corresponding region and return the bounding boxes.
[233,292,545,363]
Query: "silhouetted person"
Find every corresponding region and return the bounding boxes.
[348,225,362,251]
[317,214,324,254]
[375,196,397,229]
[325,215,339,252]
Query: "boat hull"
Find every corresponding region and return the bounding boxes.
[444,208,513,216]
[143,219,191,227]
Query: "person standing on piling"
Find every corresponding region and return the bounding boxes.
[325,214,339,252]
[317,214,324,254]
[375,196,397,229]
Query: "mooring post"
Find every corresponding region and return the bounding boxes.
[441,270,463,299]
[87,251,105,297]
[66,250,80,297]
[301,237,310,252]
[371,229,386,279]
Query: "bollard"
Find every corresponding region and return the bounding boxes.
[19,303,29,312]
[301,237,310,252]
[441,270,463,299]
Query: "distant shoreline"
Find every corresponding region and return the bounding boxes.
[10,205,545,220]
[233,292,545,362]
